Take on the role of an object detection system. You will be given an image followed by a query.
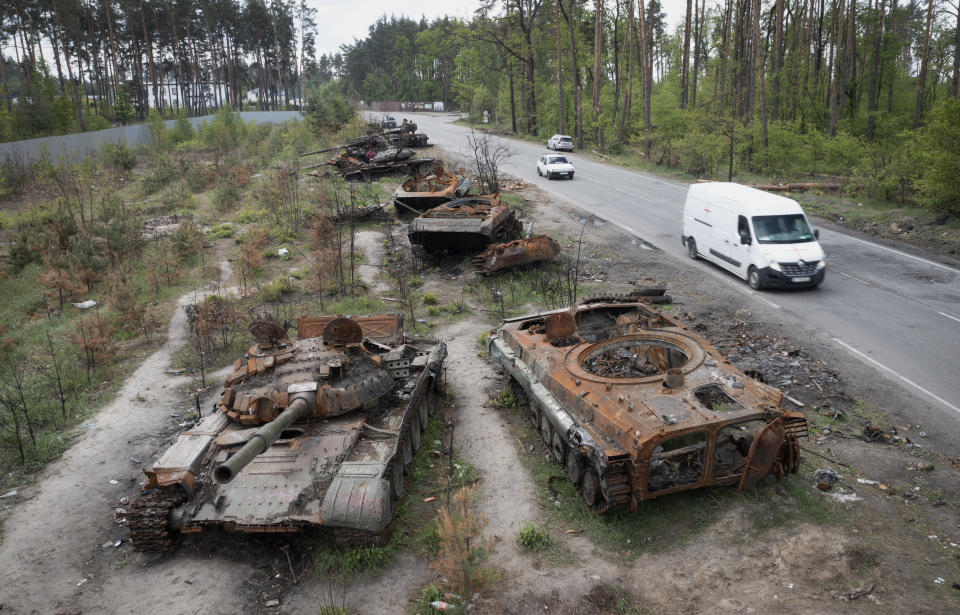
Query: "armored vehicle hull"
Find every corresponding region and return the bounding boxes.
[124,314,445,551]
[407,194,522,253]
[393,164,471,213]
[488,294,806,513]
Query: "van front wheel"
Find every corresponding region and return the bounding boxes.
[686,238,698,260]
[747,267,763,290]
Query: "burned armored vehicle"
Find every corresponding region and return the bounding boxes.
[407,194,522,253]
[487,294,806,512]
[393,164,471,214]
[473,235,562,274]
[123,315,445,551]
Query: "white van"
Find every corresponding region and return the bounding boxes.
[681,182,826,290]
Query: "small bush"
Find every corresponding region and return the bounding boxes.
[516,522,552,552]
[423,291,438,305]
[185,163,215,192]
[212,180,241,211]
[259,277,295,302]
[142,157,178,194]
[102,141,136,170]
[206,224,233,239]
[490,388,516,409]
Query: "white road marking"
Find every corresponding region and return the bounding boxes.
[616,187,652,202]
[832,338,960,417]
[838,233,957,272]
[939,311,960,324]
[580,176,600,184]
[832,269,872,286]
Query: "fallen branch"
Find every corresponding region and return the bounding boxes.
[848,582,876,601]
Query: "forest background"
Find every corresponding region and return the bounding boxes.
[1,0,958,209]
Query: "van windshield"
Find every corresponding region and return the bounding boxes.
[751,214,815,244]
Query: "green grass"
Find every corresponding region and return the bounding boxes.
[516,521,551,551]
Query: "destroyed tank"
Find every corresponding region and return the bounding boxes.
[123,314,446,551]
[487,293,807,512]
[407,194,522,253]
[393,163,472,214]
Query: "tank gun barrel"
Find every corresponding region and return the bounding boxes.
[213,395,312,484]
[299,146,341,157]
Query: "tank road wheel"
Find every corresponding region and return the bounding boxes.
[391,460,405,500]
[686,238,698,260]
[566,452,583,486]
[539,414,552,445]
[409,414,422,453]
[550,431,566,465]
[580,469,601,507]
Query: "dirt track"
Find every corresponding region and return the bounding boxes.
[0,184,958,614]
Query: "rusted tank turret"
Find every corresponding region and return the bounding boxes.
[487,293,807,512]
[407,194,523,253]
[122,315,445,551]
[393,164,471,214]
[473,235,562,274]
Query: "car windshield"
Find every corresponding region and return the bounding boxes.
[547,156,568,164]
[560,137,572,143]
[751,214,815,244]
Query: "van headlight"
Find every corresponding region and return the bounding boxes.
[816,259,826,270]
[767,259,782,272]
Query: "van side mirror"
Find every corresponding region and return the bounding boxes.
[739,231,752,245]
[814,229,820,239]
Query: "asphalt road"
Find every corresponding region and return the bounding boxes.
[404,112,960,447]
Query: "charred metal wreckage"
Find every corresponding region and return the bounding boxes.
[122,315,445,551]
[487,293,807,512]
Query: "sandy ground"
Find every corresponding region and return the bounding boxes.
[1,185,958,615]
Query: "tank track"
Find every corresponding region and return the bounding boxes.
[577,292,644,304]
[332,526,391,548]
[123,486,187,552]
[596,463,631,513]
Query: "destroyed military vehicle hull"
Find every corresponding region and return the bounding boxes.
[487,294,806,512]
[407,194,523,253]
[123,314,446,551]
[393,164,471,214]
[473,235,562,274]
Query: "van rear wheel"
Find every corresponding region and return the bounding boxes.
[747,267,763,290]
[686,238,698,260]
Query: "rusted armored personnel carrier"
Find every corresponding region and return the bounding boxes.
[487,294,806,512]
[123,314,445,551]
[393,164,471,213]
[407,194,522,253]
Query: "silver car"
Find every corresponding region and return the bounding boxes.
[547,134,574,151]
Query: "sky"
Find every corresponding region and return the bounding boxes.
[312,0,688,57]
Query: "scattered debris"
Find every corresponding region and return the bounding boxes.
[814,468,841,491]
[72,300,97,309]
[848,582,876,600]
[473,235,561,274]
[1,490,17,498]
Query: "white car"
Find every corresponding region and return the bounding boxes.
[547,134,574,151]
[537,154,575,180]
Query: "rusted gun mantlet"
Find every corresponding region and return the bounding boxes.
[488,296,806,512]
[473,235,561,274]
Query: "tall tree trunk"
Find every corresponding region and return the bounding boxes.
[638,0,652,155]
[865,0,886,140]
[952,3,959,99]
[828,0,843,136]
[509,66,517,133]
[564,0,584,148]
[754,0,768,149]
[691,0,704,108]
[0,46,10,112]
[772,0,784,120]
[48,11,66,88]
[618,0,634,141]
[104,0,122,102]
[914,0,934,128]
[593,0,604,148]
[718,0,733,114]
[140,0,158,115]
[681,0,692,108]
[52,0,85,129]
[272,12,285,110]
[842,0,856,118]
[556,0,565,134]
